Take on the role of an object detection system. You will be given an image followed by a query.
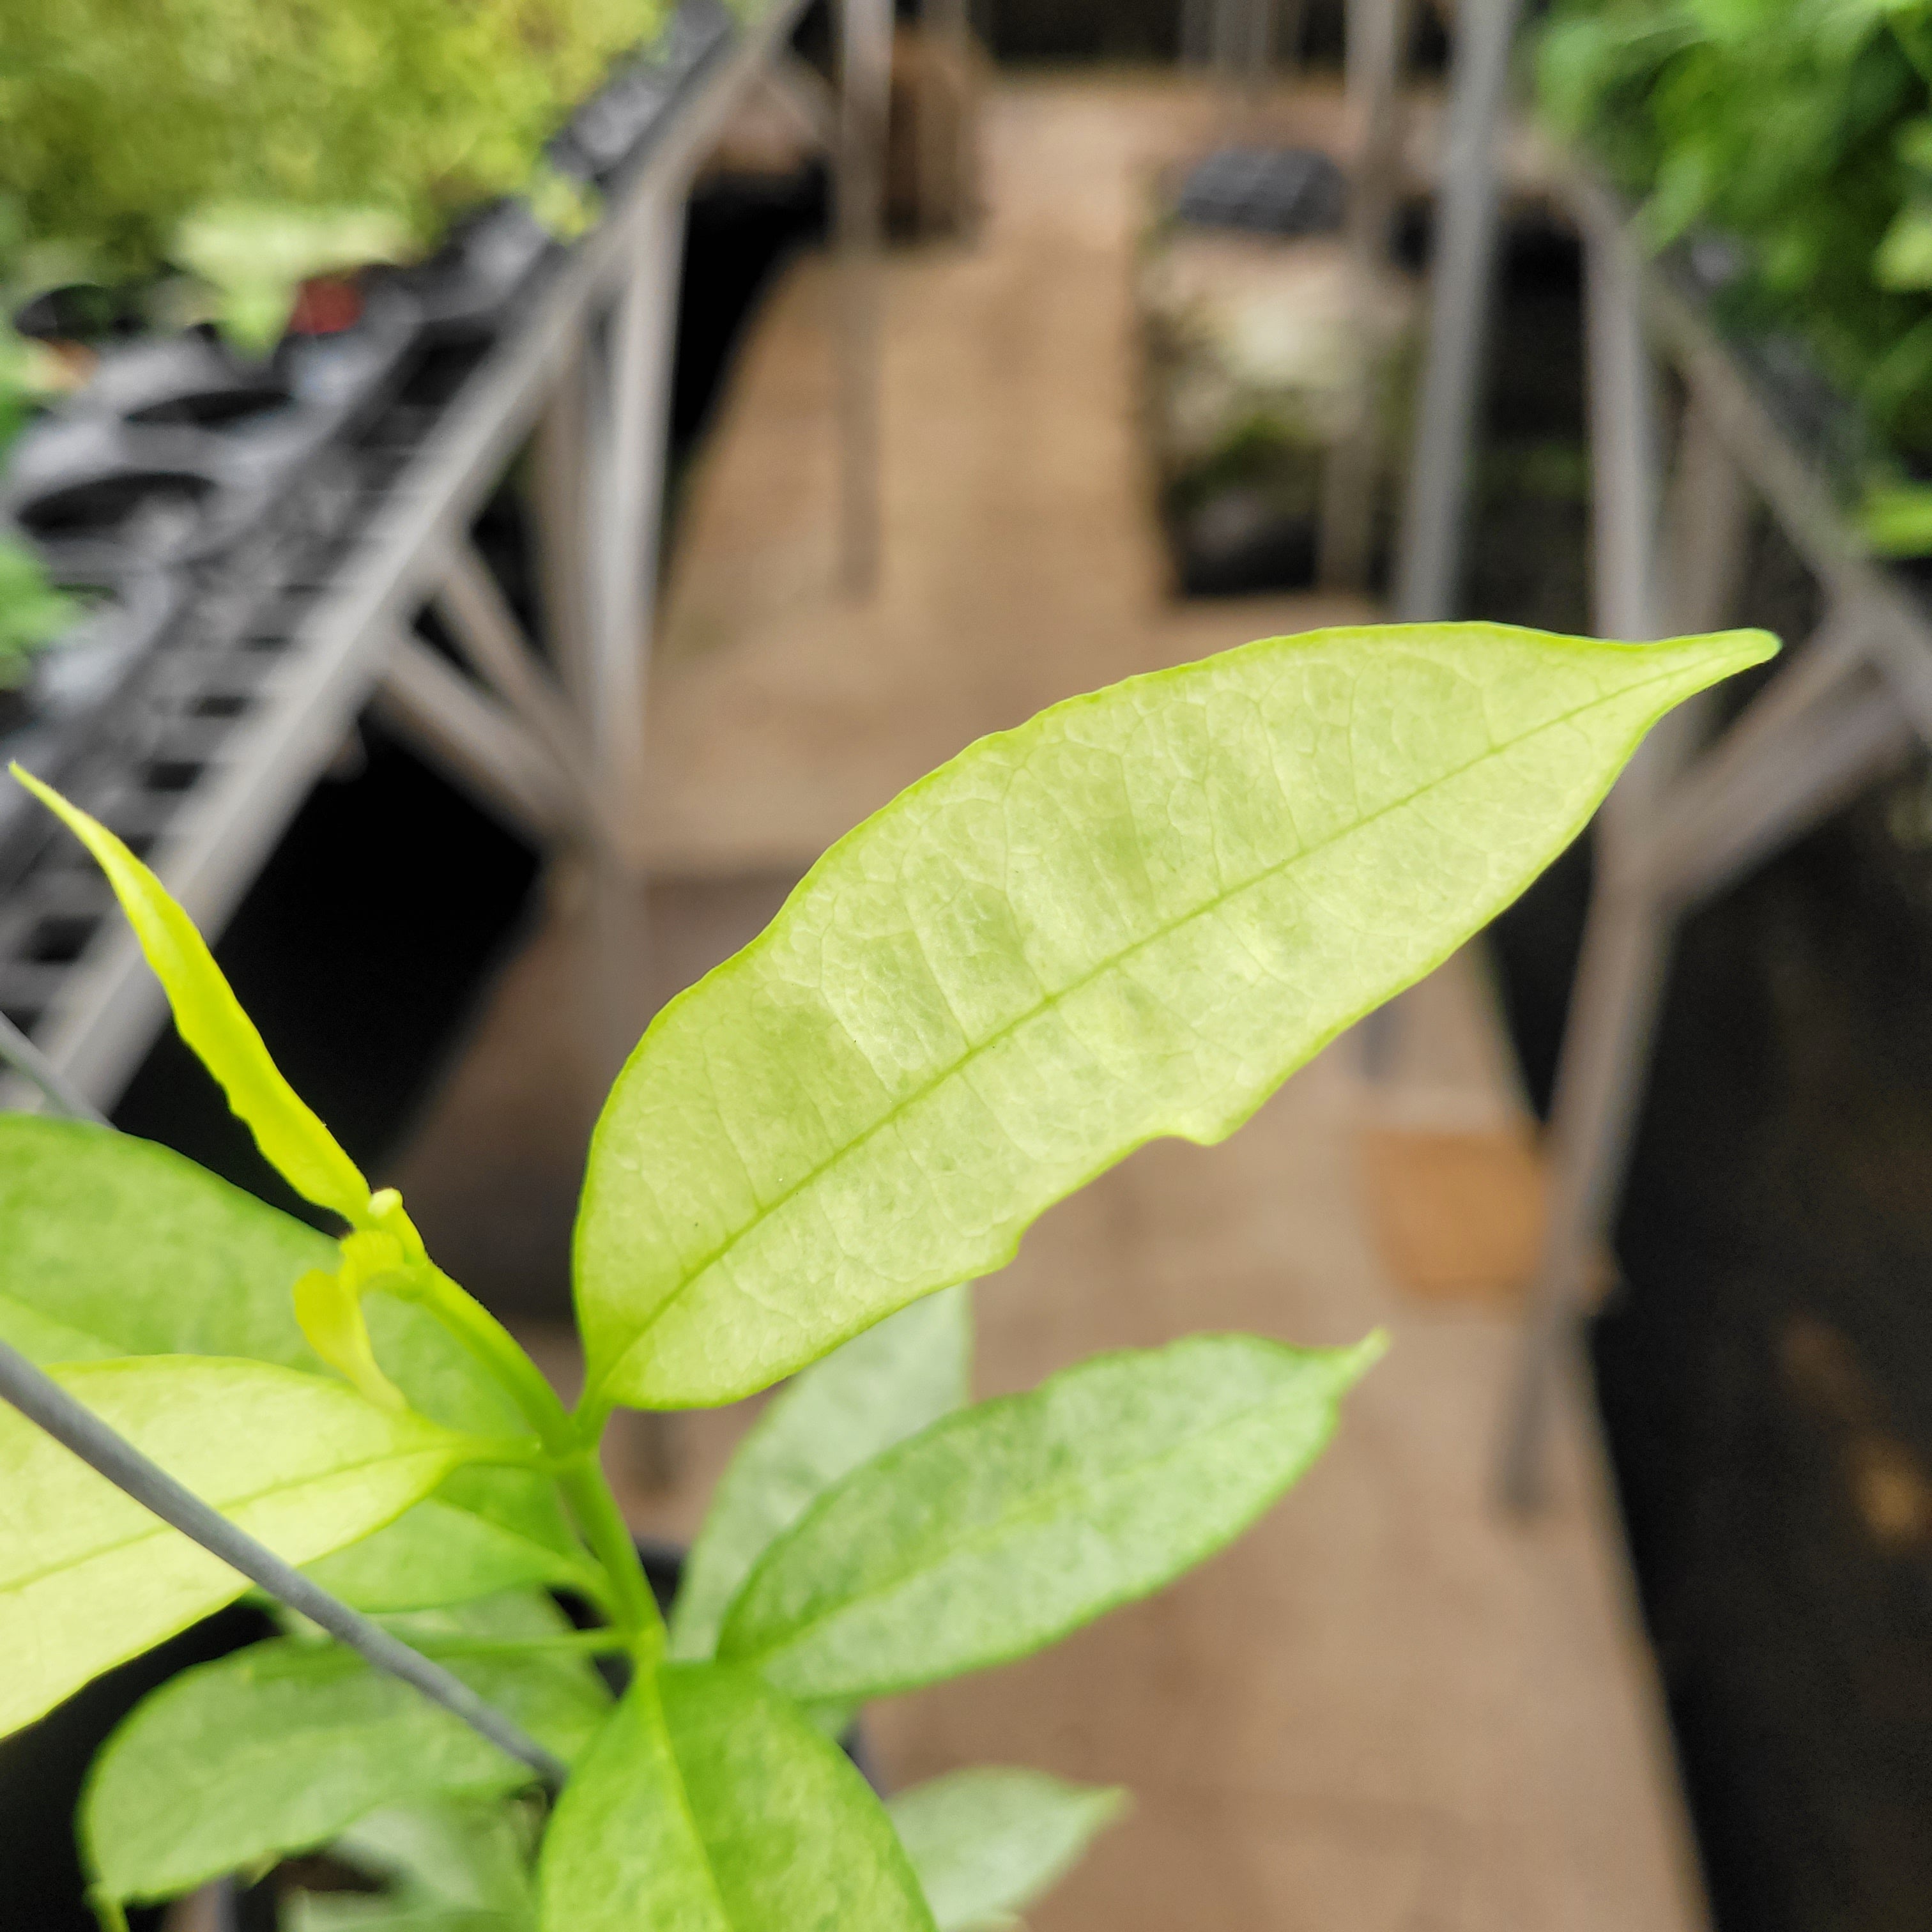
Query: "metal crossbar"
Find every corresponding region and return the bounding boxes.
[0,0,893,1115]
[1494,178,1929,1506]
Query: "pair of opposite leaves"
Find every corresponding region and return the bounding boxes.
[1,619,1772,1929]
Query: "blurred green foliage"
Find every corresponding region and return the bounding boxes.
[1540,0,1932,457]
[0,0,668,296]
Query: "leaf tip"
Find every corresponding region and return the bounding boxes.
[1338,1328,1391,1386]
[1657,625,1779,690]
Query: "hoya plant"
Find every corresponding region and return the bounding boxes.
[0,620,1772,1930]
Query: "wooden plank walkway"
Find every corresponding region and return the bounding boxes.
[398,72,1708,1932]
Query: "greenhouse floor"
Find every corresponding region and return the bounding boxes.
[394,74,1705,1932]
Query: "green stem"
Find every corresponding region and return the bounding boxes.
[406,1264,661,1649]
[417,1629,632,1658]
[413,1267,579,1452]
[558,1448,662,1654]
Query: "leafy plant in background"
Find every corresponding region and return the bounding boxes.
[0,0,670,348]
[0,323,75,702]
[1538,0,1932,533]
[0,621,1772,1929]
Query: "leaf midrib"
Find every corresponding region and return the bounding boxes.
[728,1365,1331,1669]
[3,1441,454,1595]
[600,663,1693,1393]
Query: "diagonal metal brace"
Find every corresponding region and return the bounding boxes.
[0,1336,568,1789]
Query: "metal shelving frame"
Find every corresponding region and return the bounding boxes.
[1496,171,1931,1505]
[1384,17,1932,1503]
[0,0,893,1114]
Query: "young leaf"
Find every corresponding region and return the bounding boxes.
[0,1116,587,1607]
[669,1286,973,1662]
[889,1769,1126,1932]
[0,1356,488,1737]
[716,1333,1382,1703]
[574,624,1775,1410]
[295,1267,408,1411]
[537,1665,937,1932]
[83,1595,607,1907]
[10,766,374,1226]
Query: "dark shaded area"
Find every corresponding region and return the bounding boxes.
[0,1604,274,1932]
[1478,216,1932,1931]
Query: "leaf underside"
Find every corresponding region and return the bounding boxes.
[716,1333,1381,1703]
[669,1285,973,1662]
[575,623,1774,1409]
[887,1768,1126,1932]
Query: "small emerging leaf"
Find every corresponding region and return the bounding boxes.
[717,1333,1382,1703]
[889,1769,1126,1932]
[670,1286,973,1662]
[537,1666,935,1932]
[295,1268,408,1411]
[0,1358,484,1737]
[8,769,374,1227]
[575,624,1775,1409]
[0,1117,587,1610]
[83,1595,607,1906]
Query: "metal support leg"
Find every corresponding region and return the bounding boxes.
[585,185,686,873]
[838,0,892,597]
[1393,0,1525,619]
[1319,0,1410,590]
[1498,214,1671,1510]
[532,341,594,710]
[1660,395,1751,636]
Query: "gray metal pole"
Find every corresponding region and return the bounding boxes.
[1319,0,1409,590]
[838,0,893,596]
[1498,214,1671,1510]
[1393,0,1526,620]
[0,1336,567,1786]
[0,1009,107,1124]
[588,186,688,873]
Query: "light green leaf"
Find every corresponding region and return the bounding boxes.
[173,201,412,354]
[717,1333,1381,1702]
[889,1770,1126,1932]
[0,1357,485,1738]
[302,1501,600,1614]
[670,1286,973,1662]
[0,1114,337,1365]
[574,624,1775,1409]
[83,1595,605,1906]
[537,1665,936,1932]
[0,1116,586,1606]
[296,1266,409,1411]
[9,767,374,1225]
